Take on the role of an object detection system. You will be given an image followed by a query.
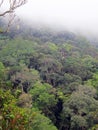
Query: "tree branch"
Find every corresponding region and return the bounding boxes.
[0,0,27,33]
[0,0,3,7]
[0,0,27,16]
[0,10,13,17]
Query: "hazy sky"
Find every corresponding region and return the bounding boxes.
[16,0,98,33]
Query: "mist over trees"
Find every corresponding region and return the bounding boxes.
[1,20,98,130]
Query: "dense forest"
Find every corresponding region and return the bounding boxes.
[1,23,98,130]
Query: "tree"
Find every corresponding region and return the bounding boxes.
[10,65,40,93]
[0,89,35,130]
[62,85,98,130]
[0,0,27,32]
[0,62,6,87]
[0,88,57,130]
[31,113,57,130]
[30,82,57,111]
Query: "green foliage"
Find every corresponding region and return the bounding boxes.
[71,115,88,129]
[1,27,98,130]
[48,42,58,52]
[86,72,98,88]
[0,38,36,66]
[31,112,57,130]
[0,89,33,130]
[0,62,5,81]
[62,43,73,52]
[0,89,57,130]
[17,93,32,108]
[62,85,98,129]
[30,82,57,110]
[10,65,40,92]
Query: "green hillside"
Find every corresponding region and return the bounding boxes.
[0,26,98,130]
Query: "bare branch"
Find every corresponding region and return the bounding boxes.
[0,0,27,16]
[5,14,16,32]
[0,0,3,7]
[0,0,27,33]
[0,10,13,17]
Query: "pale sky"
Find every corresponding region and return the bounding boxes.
[16,0,98,33]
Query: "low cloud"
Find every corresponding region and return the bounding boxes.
[16,0,98,34]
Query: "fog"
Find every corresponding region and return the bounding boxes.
[16,0,98,35]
